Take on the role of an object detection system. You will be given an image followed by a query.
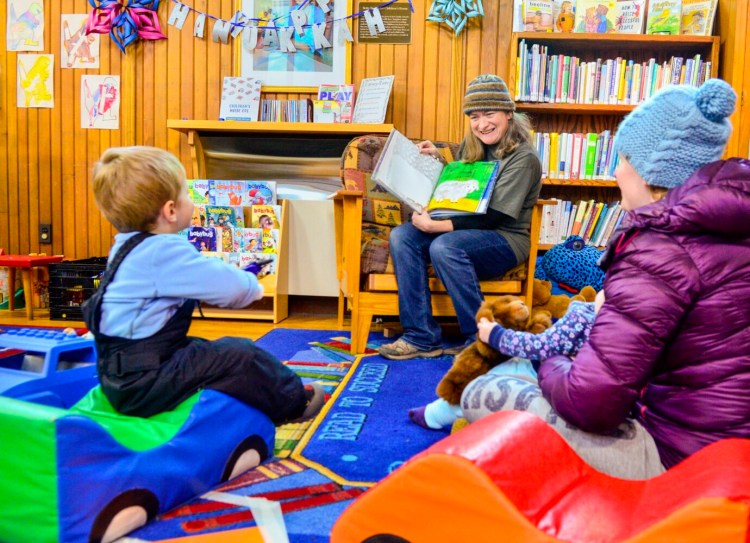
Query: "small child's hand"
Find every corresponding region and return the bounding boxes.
[477,317,499,344]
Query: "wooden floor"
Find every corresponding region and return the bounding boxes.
[0,308,343,341]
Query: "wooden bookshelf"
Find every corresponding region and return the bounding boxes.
[509,31,721,249]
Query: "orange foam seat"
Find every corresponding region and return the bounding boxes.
[332,411,750,543]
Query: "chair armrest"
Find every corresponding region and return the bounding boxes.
[329,189,365,201]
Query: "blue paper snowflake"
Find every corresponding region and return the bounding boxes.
[427,0,484,35]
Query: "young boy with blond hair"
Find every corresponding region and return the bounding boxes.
[84,146,323,423]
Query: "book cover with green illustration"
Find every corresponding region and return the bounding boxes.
[646,0,682,35]
[427,161,500,217]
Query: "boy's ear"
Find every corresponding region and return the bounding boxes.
[161,199,177,223]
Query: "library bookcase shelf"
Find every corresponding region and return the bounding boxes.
[509,31,720,249]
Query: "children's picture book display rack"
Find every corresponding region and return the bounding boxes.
[189,197,290,324]
[508,31,719,249]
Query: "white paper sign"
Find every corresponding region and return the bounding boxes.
[352,75,395,124]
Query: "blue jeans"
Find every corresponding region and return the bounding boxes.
[389,222,518,350]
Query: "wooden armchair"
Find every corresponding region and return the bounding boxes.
[333,135,548,354]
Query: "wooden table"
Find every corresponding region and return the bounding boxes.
[0,255,64,320]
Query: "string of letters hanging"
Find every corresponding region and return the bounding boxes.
[166,0,412,50]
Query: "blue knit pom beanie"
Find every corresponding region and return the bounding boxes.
[613,79,736,189]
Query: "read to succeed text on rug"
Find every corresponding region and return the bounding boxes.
[292,351,453,487]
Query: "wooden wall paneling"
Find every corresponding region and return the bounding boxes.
[153,37,167,150]
[142,42,156,146]
[50,2,65,259]
[193,10,209,125]
[178,8,195,170]
[205,1,225,122]
[404,0,425,136]
[435,21,455,142]
[717,0,748,157]
[447,34,465,142]
[30,105,41,254]
[742,5,750,157]
[391,43,409,130]
[379,44,396,126]
[17,100,30,254]
[420,5,440,141]
[0,28,8,253]
[166,21,183,158]
[493,1,514,80]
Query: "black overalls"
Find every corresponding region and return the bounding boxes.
[83,232,307,423]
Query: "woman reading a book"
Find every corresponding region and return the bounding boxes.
[378,74,543,360]
[458,79,750,479]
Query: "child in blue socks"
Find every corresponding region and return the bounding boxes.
[409,292,603,430]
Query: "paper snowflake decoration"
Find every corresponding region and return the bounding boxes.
[86,0,166,53]
[427,0,484,35]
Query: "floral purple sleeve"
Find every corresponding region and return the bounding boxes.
[487,302,596,361]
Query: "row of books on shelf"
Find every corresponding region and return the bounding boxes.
[259,98,355,123]
[531,130,620,181]
[541,198,626,248]
[185,179,281,275]
[190,203,281,230]
[183,225,280,255]
[220,79,357,123]
[187,179,277,207]
[516,42,711,105]
[519,0,717,36]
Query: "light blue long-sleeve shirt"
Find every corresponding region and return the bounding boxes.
[99,232,264,339]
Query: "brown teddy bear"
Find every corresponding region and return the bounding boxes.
[533,278,597,320]
[436,295,552,405]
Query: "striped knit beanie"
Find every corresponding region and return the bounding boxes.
[463,74,516,115]
[613,78,736,189]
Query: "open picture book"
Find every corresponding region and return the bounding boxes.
[371,128,500,218]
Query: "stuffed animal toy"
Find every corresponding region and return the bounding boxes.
[533,278,597,320]
[436,295,551,405]
[535,235,606,292]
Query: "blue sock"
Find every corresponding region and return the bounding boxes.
[422,398,462,429]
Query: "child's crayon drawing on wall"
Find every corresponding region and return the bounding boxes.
[17,54,53,108]
[7,0,44,52]
[81,75,120,129]
[61,14,100,69]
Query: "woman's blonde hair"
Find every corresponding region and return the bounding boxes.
[460,111,534,162]
[92,146,186,232]
[649,185,669,202]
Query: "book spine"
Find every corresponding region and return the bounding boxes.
[570,199,588,236]
[549,132,559,179]
[568,57,578,104]
[583,133,598,179]
[570,133,583,180]
[593,58,603,104]
[691,54,702,86]
[671,56,684,84]
[560,56,570,103]
[684,57,695,87]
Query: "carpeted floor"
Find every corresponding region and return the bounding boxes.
[123,328,455,542]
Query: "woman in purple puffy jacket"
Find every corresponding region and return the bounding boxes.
[461,78,750,479]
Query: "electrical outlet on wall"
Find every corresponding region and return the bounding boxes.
[39,224,52,244]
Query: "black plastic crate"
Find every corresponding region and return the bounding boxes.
[48,258,107,321]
